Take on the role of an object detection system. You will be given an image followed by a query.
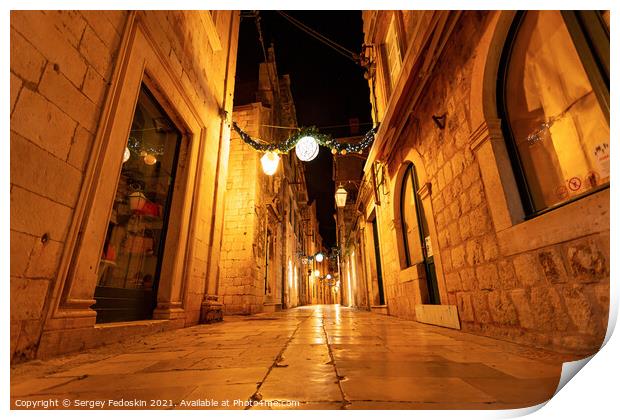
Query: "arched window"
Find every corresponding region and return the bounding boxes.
[400,163,428,267]
[498,11,609,216]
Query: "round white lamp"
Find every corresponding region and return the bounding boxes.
[123,147,131,163]
[295,136,319,161]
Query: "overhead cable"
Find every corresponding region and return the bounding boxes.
[276,11,359,63]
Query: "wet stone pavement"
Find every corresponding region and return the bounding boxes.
[11,305,573,410]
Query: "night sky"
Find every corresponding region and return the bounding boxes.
[234,10,372,248]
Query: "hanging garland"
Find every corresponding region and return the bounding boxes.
[231,121,379,156]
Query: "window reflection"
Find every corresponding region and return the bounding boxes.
[504,11,610,213]
[95,86,182,323]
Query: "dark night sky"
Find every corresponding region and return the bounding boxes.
[234,10,372,248]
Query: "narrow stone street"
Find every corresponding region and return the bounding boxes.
[11,305,571,410]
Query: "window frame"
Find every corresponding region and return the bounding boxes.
[497,10,610,219]
[93,83,184,323]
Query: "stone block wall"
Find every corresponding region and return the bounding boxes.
[10,10,240,362]
[367,11,609,355]
[219,105,266,314]
[10,10,129,363]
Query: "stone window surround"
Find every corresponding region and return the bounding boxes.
[389,152,449,306]
[41,13,212,338]
[469,11,610,258]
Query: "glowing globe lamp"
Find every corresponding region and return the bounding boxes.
[315,252,324,262]
[123,147,131,163]
[295,136,319,161]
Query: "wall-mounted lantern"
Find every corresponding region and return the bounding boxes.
[335,186,348,207]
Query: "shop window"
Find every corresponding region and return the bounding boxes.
[400,163,428,267]
[499,11,610,216]
[94,85,182,323]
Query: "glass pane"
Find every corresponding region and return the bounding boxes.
[505,11,610,212]
[402,167,423,265]
[97,86,181,293]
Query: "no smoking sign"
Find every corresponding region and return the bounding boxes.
[568,176,582,191]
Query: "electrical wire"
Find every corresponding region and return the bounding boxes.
[278,12,356,62]
[276,11,359,63]
[259,122,373,130]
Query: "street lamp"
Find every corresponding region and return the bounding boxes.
[315,252,324,262]
[335,186,348,207]
[314,269,320,277]
[261,151,280,175]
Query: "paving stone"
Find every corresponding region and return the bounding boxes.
[341,376,495,402]
[11,305,568,410]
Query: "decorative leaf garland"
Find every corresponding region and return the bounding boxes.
[231,121,379,155]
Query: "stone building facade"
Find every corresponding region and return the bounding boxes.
[343,11,609,355]
[333,139,371,310]
[219,48,319,314]
[10,11,240,362]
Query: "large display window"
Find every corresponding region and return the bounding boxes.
[94,85,182,323]
[499,11,610,215]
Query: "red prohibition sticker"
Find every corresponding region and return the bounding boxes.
[555,185,569,199]
[586,171,600,187]
[568,177,582,191]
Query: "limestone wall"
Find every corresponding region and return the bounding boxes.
[10,10,240,362]
[361,11,609,355]
[10,11,130,362]
[220,104,271,314]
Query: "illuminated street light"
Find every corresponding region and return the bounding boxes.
[335,186,348,207]
[261,151,280,175]
[326,274,332,280]
[314,269,320,277]
[143,154,157,165]
[315,252,324,262]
